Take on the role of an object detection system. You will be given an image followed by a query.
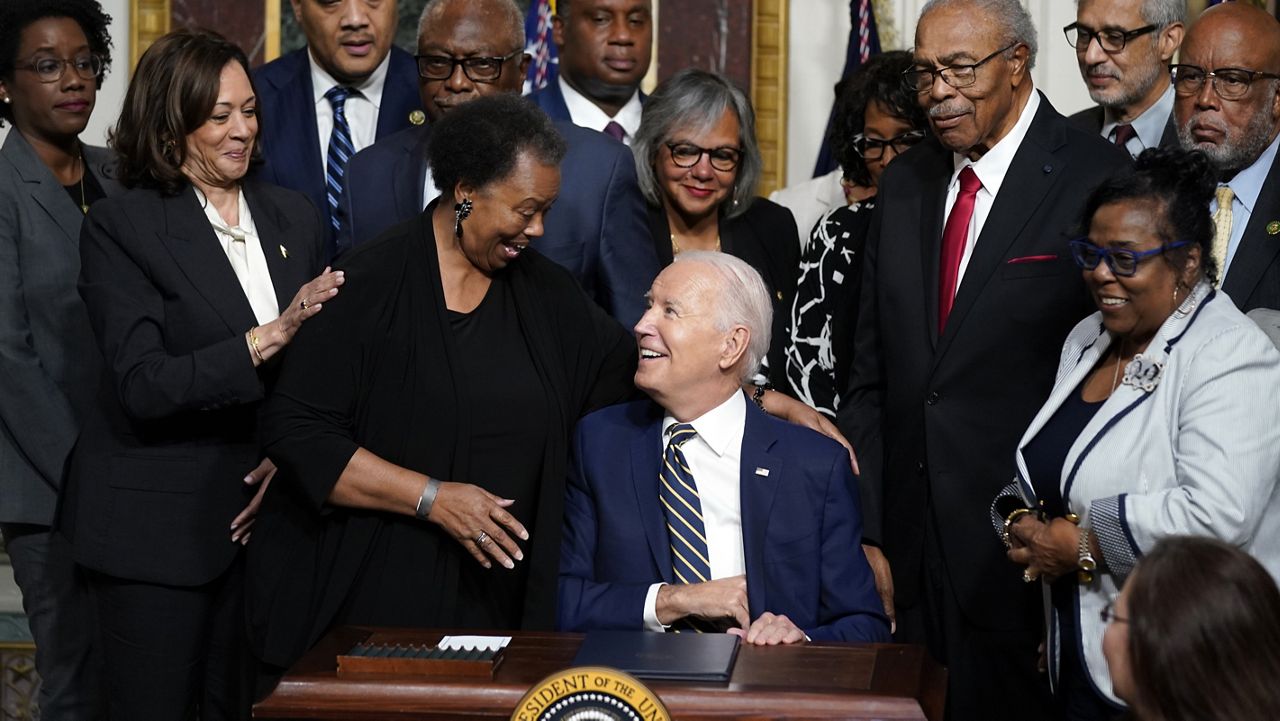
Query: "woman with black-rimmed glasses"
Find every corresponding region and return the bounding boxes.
[991,147,1280,719]
[0,1,118,716]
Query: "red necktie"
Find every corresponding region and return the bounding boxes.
[938,167,982,333]
[1112,123,1137,147]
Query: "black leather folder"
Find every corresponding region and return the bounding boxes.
[571,631,740,682]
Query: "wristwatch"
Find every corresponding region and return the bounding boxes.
[1077,526,1097,585]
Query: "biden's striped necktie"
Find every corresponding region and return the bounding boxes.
[324,86,355,234]
[660,423,719,632]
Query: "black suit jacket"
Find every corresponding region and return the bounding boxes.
[1223,148,1280,312]
[646,198,800,382]
[64,180,324,587]
[838,93,1131,627]
[335,121,659,327]
[1067,104,1179,150]
[253,46,422,259]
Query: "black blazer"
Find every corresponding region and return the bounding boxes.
[64,180,324,587]
[1067,104,1179,150]
[1223,149,1280,312]
[646,198,800,382]
[838,93,1131,628]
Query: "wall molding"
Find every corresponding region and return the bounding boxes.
[751,0,788,196]
[130,0,171,69]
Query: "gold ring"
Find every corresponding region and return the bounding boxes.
[300,298,310,310]
[1022,569,1037,583]
[475,531,490,545]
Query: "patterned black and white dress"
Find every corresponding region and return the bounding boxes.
[783,199,874,417]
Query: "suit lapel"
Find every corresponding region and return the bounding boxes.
[937,96,1067,361]
[161,188,259,334]
[3,132,83,244]
[1158,112,1179,149]
[398,126,431,217]
[84,145,125,199]
[243,181,301,313]
[916,145,951,347]
[630,418,673,582]
[274,53,324,207]
[739,403,780,616]
[1222,153,1280,304]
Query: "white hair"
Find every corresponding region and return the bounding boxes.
[919,0,1039,70]
[673,251,773,381]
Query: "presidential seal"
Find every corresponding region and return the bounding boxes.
[511,667,670,721]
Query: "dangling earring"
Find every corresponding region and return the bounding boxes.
[454,198,472,238]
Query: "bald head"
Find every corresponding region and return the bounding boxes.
[1174,2,1280,176]
[415,0,531,121]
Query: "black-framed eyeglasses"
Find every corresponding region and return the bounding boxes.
[1063,23,1158,53]
[902,43,1018,94]
[1169,64,1280,102]
[1069,238,1190,277]
[1100,600,1129,625]
[415,50,524,83]
[853,130,927,160]
[16,54,103,84]
[665,142,742,172]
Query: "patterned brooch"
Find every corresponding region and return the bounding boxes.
[1122,354,1164,392]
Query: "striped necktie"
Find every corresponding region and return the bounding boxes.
[1211,185,1235,287]
[659,423,717,632]
[324,86,355,235]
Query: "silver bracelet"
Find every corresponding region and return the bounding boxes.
[415,477,441,520]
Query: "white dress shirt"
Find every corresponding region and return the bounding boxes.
[420,163,442,210]
[1213,133,1280,280]
[198,187,280,326]
[943,90,1041,293]
[1100,84,1175,158]
[309,50,390,167]
[642,390,747,630]
[558,76,643,145]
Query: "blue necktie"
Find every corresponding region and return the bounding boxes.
[324,86,355,235]
[660,423,718,632]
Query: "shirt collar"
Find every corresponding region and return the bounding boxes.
[1100,84,1174,150]
[557,75,643,138]
[309,48,390,107]
[661,390,746,458]
[1224,132,1280,215]
[950,89,1040,197]
[195,185,257,238]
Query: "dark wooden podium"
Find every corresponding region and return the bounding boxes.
[254,627,946,720]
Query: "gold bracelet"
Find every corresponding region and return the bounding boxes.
[1002,507,1037,548]
[248,327,266,364]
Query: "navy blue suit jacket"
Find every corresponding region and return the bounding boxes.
[252,46,422,259]
[559,397,890,642]
[335,120,659,328]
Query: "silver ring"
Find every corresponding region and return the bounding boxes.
[475,531,490,546]
[300,298,310,310]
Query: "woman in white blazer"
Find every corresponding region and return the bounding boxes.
[993,148,1280,719]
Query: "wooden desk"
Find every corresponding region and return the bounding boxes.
[255,627,945,720]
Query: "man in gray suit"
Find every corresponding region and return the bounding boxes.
[1174,1,1280,312]
[1066,0,1184,157]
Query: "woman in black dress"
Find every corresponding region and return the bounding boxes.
[248,95,638,673]
[782,51,928,419]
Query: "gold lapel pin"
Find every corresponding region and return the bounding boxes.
[279,245,288,259]
[1267,221,1280,236]
[409,109,426,126]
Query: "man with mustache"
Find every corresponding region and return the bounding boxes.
[253,0,422,261]
[1065,0,1185,157]
[836,0,1128,718]
[529,0,651,145]
[334,0,658,327]
[1174,1,1280,312]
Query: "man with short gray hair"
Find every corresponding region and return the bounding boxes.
[560,253,889,644]
[1066,0,1185,156]
[839,0,1129,717]
[1174,1,1280,311]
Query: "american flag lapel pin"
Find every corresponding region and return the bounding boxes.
[279,245,288,259]
[755,467,770,477]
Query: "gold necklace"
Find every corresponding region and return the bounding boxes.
[670,233,721,255]
[1110,339,1127,394]
[77,153,88,214]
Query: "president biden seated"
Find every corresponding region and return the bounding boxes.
[558,252,890,644]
